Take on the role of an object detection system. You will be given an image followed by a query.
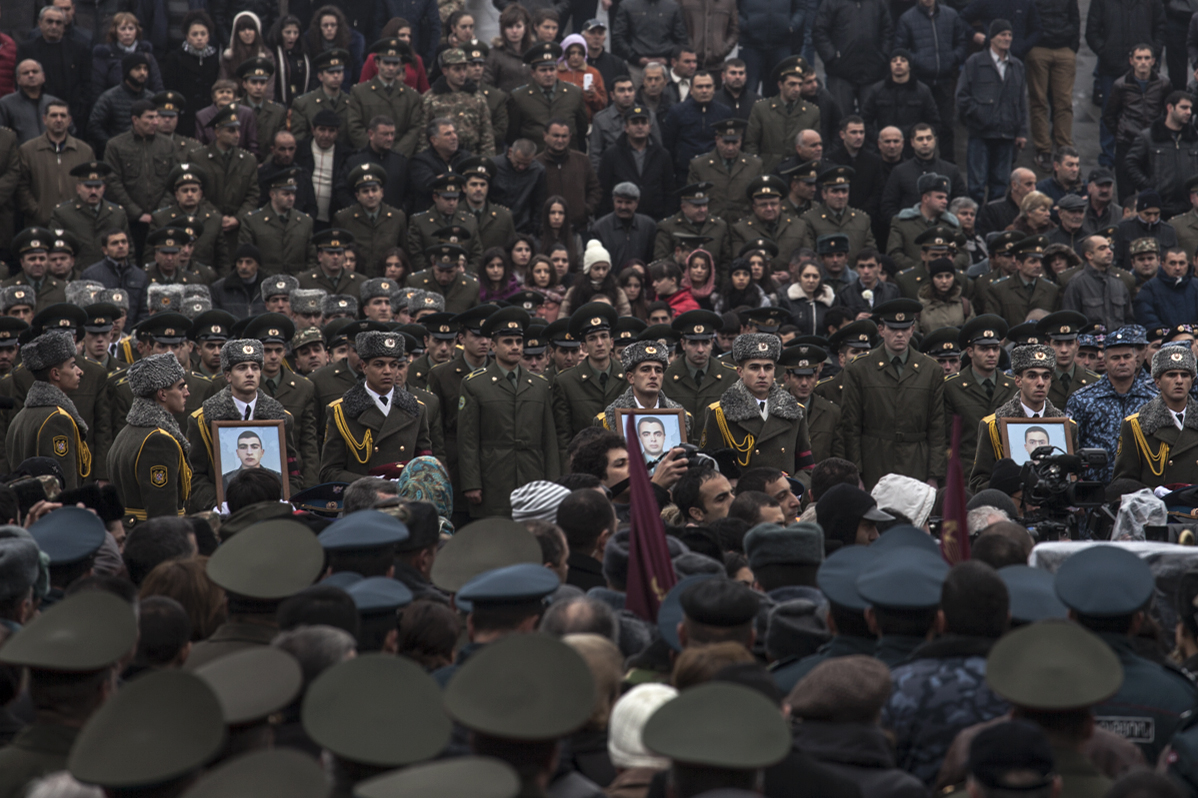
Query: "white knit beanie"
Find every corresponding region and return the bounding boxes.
[870,473,937,530]
[582,239,611,276]
[608,683,678,769]
[509,480,572,523]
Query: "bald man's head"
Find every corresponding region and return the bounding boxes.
[1011,168,1037,203]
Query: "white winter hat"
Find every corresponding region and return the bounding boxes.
[608,683,678,769]
[582,239,611,276]
[871,473,937,529]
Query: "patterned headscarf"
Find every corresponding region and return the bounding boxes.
[396,456,453,523]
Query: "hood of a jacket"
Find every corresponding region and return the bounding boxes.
[223,11,264,60]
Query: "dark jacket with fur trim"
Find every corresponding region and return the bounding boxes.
[5,382,91,491]
[969,394,1075,492]
[700,379,814,478]
[108,398,191,523]
[1127,119,1198,218]
[185,387,301,513]
[1113,394,1198,487]
[319,380,431,484]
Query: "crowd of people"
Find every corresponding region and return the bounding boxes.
[4,0,1198,794]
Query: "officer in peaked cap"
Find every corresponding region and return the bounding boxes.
[542,317,581,380]
[342,576,415,652]
[856,546,949,666]
[894,224,968,299]
[407,174,484,276]
[522,324,550,374]
[942,314,1017,467]
[333,164,404,280]
[0,316,28,374]
[1006,321,1043,346]
[985,233,1060,331]
[664,310,736,418]
[152,90,203,161]
[193,646,302,743]
[188,520,325,669]
[459,306,558,518]
[319,509,410,573]
[552,303,625,454]
[920,326,963,374]
[800,165,876,264]
[290,46,351,143]
[430,516,541,594]
[654,181,731,266]
[731,174,806,272]
[406,235,481,315]
[0,592,138,796]
[743,306,790,335]
[8,228,68,314]
[689,117,754,223]
[839,297,945,489]
[745,53,818,174]
[611,315,647,353]
[79,302,119,370]
[442,634,595,792]
[507,38,586,149]
[189,309,237,378]
[1034,310,1100,408]
[777,343,840,463]
[302,229,363,298]
[404,312,454,390]
[778,158,820,217]
[240,162,314,278]
[68,160,113,187]
[813,319,879,405]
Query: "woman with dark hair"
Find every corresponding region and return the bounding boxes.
[777,260,836,335]
[380,247,411,282]
[220,11,276,95]
[527,254,565,321]
[561,240,632,316]
[359,17,430,91]
[268,15,310,105]
[94,12,165,94]
[306,6,364,91]
[485,4,533,92]
[428,10,475,84]
[1041,243,1080,285]
[508,234,536,281]
[537,196,581,265]
[743,246,780,304]
[161,10,220,137]
[619,266,650,320]
[917,258,974,333]
[649,260,699,315]
[479,247,521,302]
[682,249,716,311]
[711,258,771,314]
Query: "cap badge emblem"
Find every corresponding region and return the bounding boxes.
[160,297,170,306]
[1174,352,1184,361]
[384,338,396,348]
[693,325,703,334]
[242,345,254,354]
[1033,351,1048,360]
[1060,326,1069,333]
[984,330,994,338]
[757,342,769,351]
[591,317,602,326]
[645,345,657,354]
[58,319,70,327]
[164,328,174,336]
[212,325,222,334]
[895,313,905,321]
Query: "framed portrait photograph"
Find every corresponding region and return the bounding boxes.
[615,408,687,473]
[999,417,1073,467]
[211,420,289,505]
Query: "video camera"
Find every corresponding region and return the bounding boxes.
[1019,446,1108,540]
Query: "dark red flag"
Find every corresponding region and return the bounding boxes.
[940,414,971,564]
[623,414,678,621]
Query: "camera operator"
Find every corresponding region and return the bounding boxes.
[970,343,1078,492]
[1114,344,1198,487]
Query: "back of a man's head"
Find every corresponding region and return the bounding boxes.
[342,477,398,515]
[135,595,191,668]
[728,491,781,526]
[978,521,1035,561]
[540,596,619,642]
[942,561,1009,638]
[226,468,283,513]
[122,517,196,586]
[809,457,859,502]
[272,624,357,690]
[276,585,361,638]
[735,467,785,496]
[557,489,616,556]
[971,534,1027,569]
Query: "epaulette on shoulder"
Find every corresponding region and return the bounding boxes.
[533,372,548,381]
[707,400,721,411]
[815,376,834,386]
[944,372,961,383]
[464,366,488,379]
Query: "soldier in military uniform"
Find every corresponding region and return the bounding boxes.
[239,166,316,276]
[152,91,202,160]
[1035,310,1101,409]
[893,225,971,301]
[595,340,693,437]
[406,241,481,314]
[189,309,235,380]
[406,175,484,273]
[0,593,137,798]
[543,317,583,381]
[840,298,946,489]
[779,342,842,464]
[196,105,260,266]
[654,182,731,265]
[0,318,26,376]
[101,100,177,260]
[47,162,131,269]
[2,229,67,314]
[921,326,962,375]
[237,57,286,163]
[406,313,456,390]
[79,302,122,373]
[688,118,764,225]
[970,342,1076,491]
[46,230,80,283]
[240,314,320,487]
[143,227,215,285]
[986,236,1061,329]
[334,163,406,276]
[663,310,736,422]
[259,274,298,318]
[970,230,1024,317]
[290,49,352,143]
[700,331,814,478]
[185,338,302,512]
[321,330,432,482]
[309,319,384,436]
[459,156,516,253]
[506,42,588,151]
[149,164,226,273]
[551,304,627,457]
[942,316,1018,468]
[5,330,92,490]
[813,319,878,405]
[347,38,424,156]
[458,307,559,517]
[744,57,821,172]
[522,322,550,375]
[421,48,495,157]
[799,165,876,257]
[1114,344,1198,487]
[465,41,509,151]
[106,353,192,522]
[299,228,364,296]
[780,158,819,217]
[730,175,807,273]
[888,174,968,277]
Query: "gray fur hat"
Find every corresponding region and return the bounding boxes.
[390,290,409,312]
[183,297,211,319]
[0,536,40,604]
[290,288,326,315]
[261,274,299,301]
[0,285,35,312]
[183,284,211,302]
[744,522,823,570]
[360,277,399,302]
[1010,344,1055,374]
[65,280,104,306]
[127,352,186,398]
[322,294,357,316]
[621,339,670,371]
[220,338,264,372]
[97,288,129,310]
[1154,344,1198,379]
[732,332,781,363]
[355,331,405,360]
[146,284,184,313]
[411,290,444,313]
[23,329,77,372]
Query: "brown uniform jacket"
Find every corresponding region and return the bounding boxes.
[700,380,814,476]
[1113,395,1198,488]
[5,383,91,491]
[320,381,431,483]
[107,399,191,525]
[16,132,95,225]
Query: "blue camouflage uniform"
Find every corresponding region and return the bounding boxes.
[881,636,1010,785]
[1066,370,1158,483]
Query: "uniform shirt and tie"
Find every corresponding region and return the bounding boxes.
[758,399,768,420]
[886,347,908,377]
[365,384,393,416]
[1175,408,1187,430]
[233,396,258,420]
[1021,401,1044,418]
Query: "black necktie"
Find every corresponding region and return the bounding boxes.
[243,405,251,420]
[507,371,517,387]
[1059,371,1070,391]
[892,356,902,378]
[694,369,704,386]
[1177,411,1185,427]
[759,400,767,414]
[984,379,994,400]
[599,372,608,390]
[379,393,388,406]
